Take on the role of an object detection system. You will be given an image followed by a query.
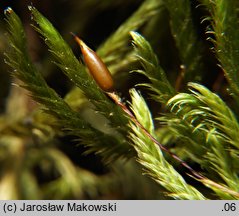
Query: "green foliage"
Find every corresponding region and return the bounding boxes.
[29,7,129,134]
[162,0,206,82]
[2,0,239,200]
[130,31,175,103]
[4,8,131,163]
[129,89,205,199]
[167,83,239,199]
[169,83,239,150]
[201,0,239,99]
[129,0,239,199]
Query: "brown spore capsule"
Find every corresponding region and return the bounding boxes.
[72,34,114,92]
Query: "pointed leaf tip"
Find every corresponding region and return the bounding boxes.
[130,31,140,40]
[28,5,34,11]
[4,7,13,15]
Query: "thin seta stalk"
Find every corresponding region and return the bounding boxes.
[71,33,202,180]
[71,33,239,198]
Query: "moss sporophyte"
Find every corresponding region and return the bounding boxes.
[71,33,114,92]
[72,33,203,181]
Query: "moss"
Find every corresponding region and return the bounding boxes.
[1,0,239,199]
